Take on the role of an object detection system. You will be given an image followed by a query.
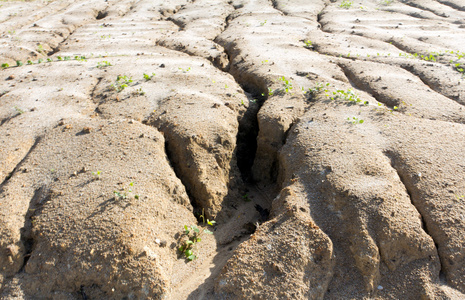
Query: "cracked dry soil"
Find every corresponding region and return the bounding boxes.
[1,0,465,299]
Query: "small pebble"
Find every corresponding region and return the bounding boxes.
[377,285,383,290]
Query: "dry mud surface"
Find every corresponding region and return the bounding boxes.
[1,0,465,299]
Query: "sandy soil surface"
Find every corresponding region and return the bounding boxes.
[1,0,465,299]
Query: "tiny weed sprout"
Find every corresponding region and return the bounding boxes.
[340,1,353,9]
[179,212,216,261]
[331,89,362,103]
[261,60,269,64]
[91,171,101,180]
[347,117,364,124]
[97,61,112,68]
[113,182,139,200]
[16,60,23,67]
[37,58,43,64]
[75,56,87,62]
[143,72,156,80]
[111,75,133,92]
[242,193,251,202]
[261,87,274,97]
[308,82,331,96]
[37,44,44,53]
[14,106,24,115]
[64,56,71,61]
[178,67,191,73]
[47,58,53,62]
[304,40,313,49]
[1,63,9,69]
[278,76,293,93]
[260,20,267,26]
[57,56,63,61]
[133,87,145,96]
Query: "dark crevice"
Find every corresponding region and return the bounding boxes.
[19,186,52,272]
[96,11,108,20]
[0,136,42,191]
[399,63,465,106]
[436,0,465,12]
[162,139,201,216]
[336,61,398,108]
[383,150,444,277]
[399,0,452,18]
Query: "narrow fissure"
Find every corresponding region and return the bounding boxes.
[384,150,445,277]
[19,186,52,272]
[0,136,42,190]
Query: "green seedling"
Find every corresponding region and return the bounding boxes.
[379,0,393,5]
[14,106,24,115]
[91,171,101,180]
[64,56,71,61]
[179,213,216,261]
[57,56,63,61]
[261,87,274,97]
[133,87,145,96]
[261,60,269,64]
[178,67,191,73]
[306,82,331,96]
[97,61,112,68]
[113,182,139,200]
[75,56,87,62]
[37,58,43,64]
[260,20,267,26]
[340,1,353,8]
[16,60,23,67]
[47,58,53,62]
[1,63,9,69]
[304,40,313,49]
[347,116,364,124]
[331,89,366,104]
[111,75,133,92]
[242,193,251,202]
[278,76,293,93]
[27,60,33,65]
[143,72,156,80]
[37,44,44,53]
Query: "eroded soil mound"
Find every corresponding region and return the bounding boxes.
[1,0,465,299]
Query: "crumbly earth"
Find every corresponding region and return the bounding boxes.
[1,0,465,299]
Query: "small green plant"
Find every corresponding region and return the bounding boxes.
[111,75,133,92]
[64,56,71,61]
[178,67,191,73]
[242,193,251,202]
[1,63,9,69]
[261,59,269,64]
[37,58,43,64]
[306,82,331,96]
[113,182,139,200]
[91,171,101,180]
[261,87,274,97]
[143,72,156,80]
[260,20,267,26]
[75,56,87,62]
[278,76,293,93]
[47,58,53,62]
[347,116,364,124]
[304,40,313,49]
[100,34,111,39]
[379,0,393,5]
[27,60,33,65]
[340,1,353,8]
[16,60,23,67]
[97,61,112,68]
[331,89,367,104]
[133,87,145,96]
[179,213,216,261]
[37,44,44,53]
[14,106,25,115]
[57,56,63,61]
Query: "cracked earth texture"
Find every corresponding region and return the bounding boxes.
[1,0,465,299]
